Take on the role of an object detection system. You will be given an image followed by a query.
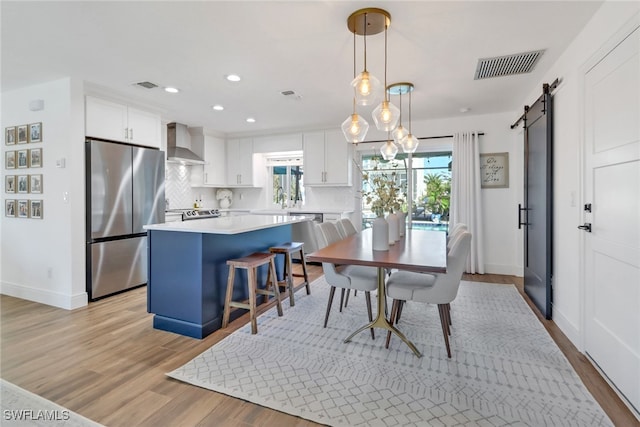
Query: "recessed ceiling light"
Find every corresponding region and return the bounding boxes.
[459,107,470,113]
[212,105,224,111]
[226,74,241,82]
[164,87,180,93]
[246,117,256,123]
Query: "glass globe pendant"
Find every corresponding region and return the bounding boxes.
[380,133,398,160]
[400,133,419,153]
[351,71,381,106]
[372,100,400,131]
[341,112,370,143]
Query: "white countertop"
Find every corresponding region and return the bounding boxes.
[250,208,354,215]
[145,214,308,235]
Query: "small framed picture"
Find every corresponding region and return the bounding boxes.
[30,200,43,219]
[5,151,16,169]
[17,149,28,168]
[480,152,510,188]
[29,148,42,168]
[5,200,16,217]
[5,175,15,193]
[17,175,28,193]
[17,125,28,144]
[17,200,28,218]
[29,174,42,193]
[29,122,42,143]
[5,127,16,145]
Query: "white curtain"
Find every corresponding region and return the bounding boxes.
[451,132,485,274]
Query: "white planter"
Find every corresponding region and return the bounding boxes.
[372,217,389,251]
[387,213,399,244]
[398,211,406,237]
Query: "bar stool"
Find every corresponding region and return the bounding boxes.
[267,242,310,307]
[222,252,283,334]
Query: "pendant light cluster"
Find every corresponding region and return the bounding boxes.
[341,8,419,159]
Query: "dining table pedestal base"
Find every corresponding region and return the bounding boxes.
[343,267,423,358]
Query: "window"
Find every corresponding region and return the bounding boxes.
[267,152,304,208]
[360,151,451,231]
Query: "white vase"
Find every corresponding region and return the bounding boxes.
[372,217,389,251]
[387,213,399,244]
[398,211,406,237]
[219,198,231,209]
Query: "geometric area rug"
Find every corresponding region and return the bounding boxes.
[167,278,613,427]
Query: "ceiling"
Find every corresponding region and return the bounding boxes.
[1,1,604,136]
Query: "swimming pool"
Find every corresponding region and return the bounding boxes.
[411,222,449,232]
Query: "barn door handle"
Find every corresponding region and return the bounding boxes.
[518,204,529,229]
[577,223,592,232]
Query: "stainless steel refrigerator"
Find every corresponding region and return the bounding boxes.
[86,139,165,300]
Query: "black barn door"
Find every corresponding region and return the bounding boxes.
[521,84,553,319]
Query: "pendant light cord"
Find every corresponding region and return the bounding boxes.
[384,22,388,102]
[363,13,368,72]
[408,90,413,133]
[352,30,356,113]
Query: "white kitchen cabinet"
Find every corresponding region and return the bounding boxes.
[190,129,226,187]
[303,130,352,186]
[226,138,264,187]
[85,96,161,148]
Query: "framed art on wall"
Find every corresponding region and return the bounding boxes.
[30,200,43,219]
[5,151,16,169]
[5,127,16,145]
[17,200,28,218]
[29,148,42,168]
[17,149,28,168]
[6,175,15,193]
[29,122,42,143]
[29,174,42,193]
[17,125,28,144]
[5,200,16,217]
[17,175,28,194]
[480,152,509,188]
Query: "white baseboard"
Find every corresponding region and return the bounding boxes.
[0,281,88,310]
[484,263,523,276]
[551,305,582,350]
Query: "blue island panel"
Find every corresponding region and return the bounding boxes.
[147,224,291,338]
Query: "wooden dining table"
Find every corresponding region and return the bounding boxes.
[307,228,447,357]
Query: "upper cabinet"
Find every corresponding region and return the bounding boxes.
[190,128,226,187]
[85,96,161,148]
[226,138,264,187]
[303,130,352,186]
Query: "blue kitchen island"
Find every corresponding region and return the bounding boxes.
[144,215,308,338]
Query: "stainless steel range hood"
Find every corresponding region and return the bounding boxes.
[166,122,205,165]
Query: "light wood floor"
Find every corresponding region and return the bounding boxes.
[1,266,637,426]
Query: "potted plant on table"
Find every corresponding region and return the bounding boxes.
[360,157,406,250]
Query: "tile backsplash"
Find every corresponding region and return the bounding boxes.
[165,164,215,209]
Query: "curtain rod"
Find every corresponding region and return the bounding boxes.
[357,132,485,144]
[510,78,561,129]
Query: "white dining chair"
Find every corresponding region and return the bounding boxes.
[385,231,472,358]
[447,223,468,251]
[314,222,378,339]
[336,218,358,238]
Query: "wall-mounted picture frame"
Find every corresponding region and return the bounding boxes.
[29,174,42,193]
[17,125,28,144]
[17,149,28,168]
[29,122,42,143]
[5,175,15,193]
[5,151,16,169]
[30,200,43,219]
[17,175,28,193]
[17,200,28,218]
[5,200,16,217]
[29,148,42,168]
[480,152,509,188]
[5,127,16,145]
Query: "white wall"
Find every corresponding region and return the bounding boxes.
[514,1,640,346]
[1,78,86,309]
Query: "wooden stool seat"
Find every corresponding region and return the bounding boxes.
[222,252,283,334]
[268,241,310,307]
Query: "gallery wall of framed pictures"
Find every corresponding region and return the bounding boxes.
[4,122,44,219]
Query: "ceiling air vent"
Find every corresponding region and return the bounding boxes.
[134,81,158,89]
[474,49,545,80]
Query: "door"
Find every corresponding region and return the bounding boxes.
[85,96,128,142]
[90,236,147,299]
[128,107,161,148]
[522,88,553,319]
[583,24,639,412]
[89,140,133,239]
[132,146,165,232]
[303,131,326,185]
